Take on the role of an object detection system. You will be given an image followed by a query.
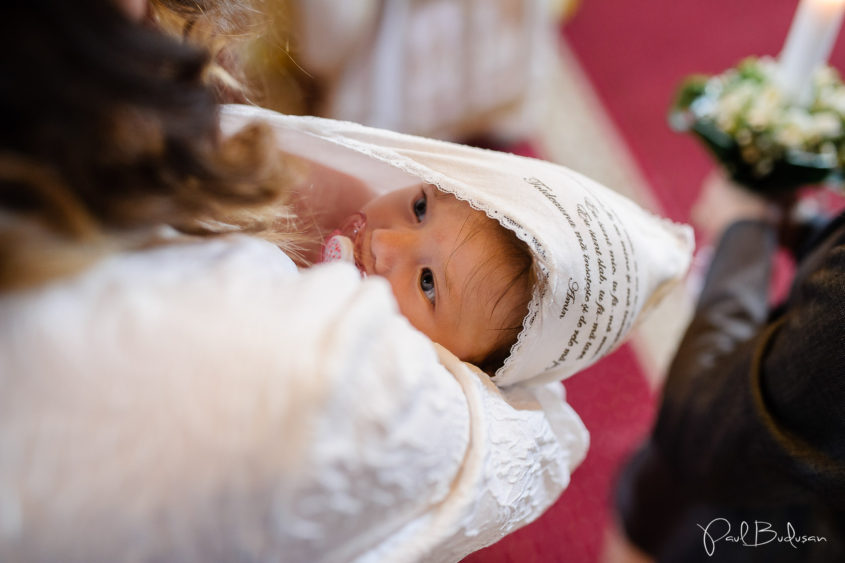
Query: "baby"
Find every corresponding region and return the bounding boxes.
[256,103,693,386]
[321,184,536,375]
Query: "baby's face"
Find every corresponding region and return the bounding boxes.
[355,185,525,365]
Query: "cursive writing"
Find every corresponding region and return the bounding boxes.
[698,518,827,557]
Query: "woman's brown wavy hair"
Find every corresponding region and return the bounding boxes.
[0,0,299,291]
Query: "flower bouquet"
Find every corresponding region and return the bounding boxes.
[670,56,845,195]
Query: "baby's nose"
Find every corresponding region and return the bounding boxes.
[370,228,417,276]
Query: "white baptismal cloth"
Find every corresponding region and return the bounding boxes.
[222,105,694,387]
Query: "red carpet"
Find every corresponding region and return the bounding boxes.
[464,1,845,561]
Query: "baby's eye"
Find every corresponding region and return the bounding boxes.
[413,192,427,222]
[419,268,436,304]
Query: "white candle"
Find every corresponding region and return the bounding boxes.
[778,0,845,105]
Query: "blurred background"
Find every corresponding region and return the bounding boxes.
[228,0,845,560]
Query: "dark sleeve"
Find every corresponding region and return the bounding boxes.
[616,220,845,554]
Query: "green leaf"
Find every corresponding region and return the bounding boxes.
[673,75,709,111]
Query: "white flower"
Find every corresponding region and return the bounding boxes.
[810,112,841,139]
[774,121,805,148]
[716,83,758,132]
[821,90,845,115]
[815,66,840,89]
[746,87,782,129]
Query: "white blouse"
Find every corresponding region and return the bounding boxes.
[0,235,587,562]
